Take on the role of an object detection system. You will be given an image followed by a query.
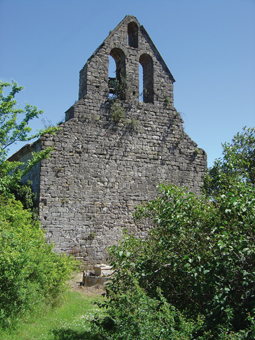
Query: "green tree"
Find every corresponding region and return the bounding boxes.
[0,81,42,162]
[0,80,57,195]
[97,127,255,339]
[203,127,255,198]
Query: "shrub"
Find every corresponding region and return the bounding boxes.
[105,180,255,338]
[143,183,254,332]
[92,279,197,339]
[101,128,255,338]
[0,194,77,327]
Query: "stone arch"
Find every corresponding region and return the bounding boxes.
[110,48,126,82]
[108,48,126,99]
[139,53,153,103]
[127,22,138,48]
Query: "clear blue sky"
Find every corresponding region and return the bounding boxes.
[1,0,254,167]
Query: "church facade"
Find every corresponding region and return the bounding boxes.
[10,16,207,265]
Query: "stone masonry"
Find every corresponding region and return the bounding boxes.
[9,16,207,265]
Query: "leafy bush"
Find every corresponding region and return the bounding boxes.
[133,183,255,336]
[104,183,255,338]
[93,279,197,339]
[0,195,77,327]
[97,128,255,338]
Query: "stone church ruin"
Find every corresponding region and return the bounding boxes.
[9,15,207,265]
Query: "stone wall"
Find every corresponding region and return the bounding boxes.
[40,99,206,265]
[11,16,207,266]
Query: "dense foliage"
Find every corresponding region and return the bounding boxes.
[95,127,255,339]
[9,180,39,220]
[0,81,77,328]
[0,195,77,327]
[203,127,255,197]
[92,281,198,339]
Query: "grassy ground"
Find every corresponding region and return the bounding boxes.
[0,281,105,340]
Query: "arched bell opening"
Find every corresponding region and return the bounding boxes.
[139,53,153,103]
[108,48,126,100]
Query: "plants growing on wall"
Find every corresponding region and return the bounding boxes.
[108,75,128,101]
[126,118,139,133]
[110,100,125,124]
[108,76,129,125]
